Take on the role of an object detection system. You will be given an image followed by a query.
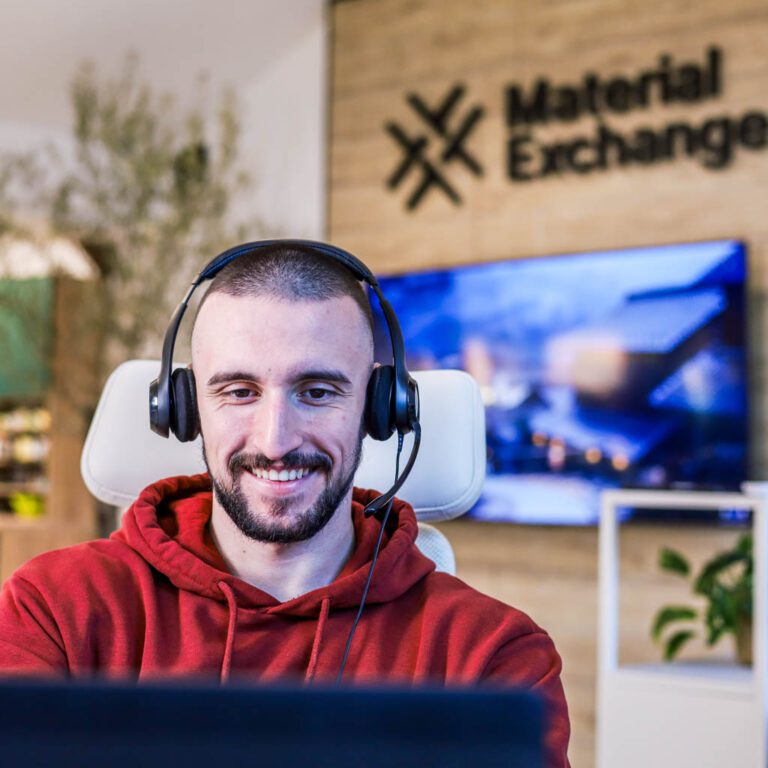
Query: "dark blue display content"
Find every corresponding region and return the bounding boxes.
[372,240,749,525]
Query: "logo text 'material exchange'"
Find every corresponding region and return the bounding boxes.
[385,84,484,211]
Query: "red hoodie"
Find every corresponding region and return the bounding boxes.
[0,474,570,766]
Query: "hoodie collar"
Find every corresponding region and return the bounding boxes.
[112,474,436,616]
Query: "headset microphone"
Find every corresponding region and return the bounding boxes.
[362,422,421,520]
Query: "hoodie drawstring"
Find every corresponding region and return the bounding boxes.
[218,583,331,683]
[305,596,331,682]
[218,581,238,682]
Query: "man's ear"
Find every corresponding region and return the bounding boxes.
[364,363,396,441]
[170,366,200,443]
[361,362,380,438]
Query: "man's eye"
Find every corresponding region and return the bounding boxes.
[227,387,256,400]
[303,387,333,401]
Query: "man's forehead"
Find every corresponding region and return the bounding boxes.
[195,291,367,326]
[191,291,374,358]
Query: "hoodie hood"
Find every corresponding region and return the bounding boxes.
[112,473,436,617]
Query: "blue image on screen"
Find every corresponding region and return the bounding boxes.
[372,240,749,525]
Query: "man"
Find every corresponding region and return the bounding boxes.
[0,244,570,766]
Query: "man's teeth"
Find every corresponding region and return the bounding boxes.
[251,467,311,482]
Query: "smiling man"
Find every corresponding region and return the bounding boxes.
[0,243,570,767]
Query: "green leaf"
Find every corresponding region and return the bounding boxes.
[694,551,747,596]
[706,623,727,646]
[736,533,753,557]
[651,605,697,641]
[737,534,754,577]
[658,548,690,576]
[664,630,696,661]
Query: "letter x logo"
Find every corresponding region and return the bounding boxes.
[385,84,484,211]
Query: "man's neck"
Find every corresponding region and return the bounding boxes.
[209,498,356,602]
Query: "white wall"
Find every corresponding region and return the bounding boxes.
[0,0,327,238]
[237,13,328,238]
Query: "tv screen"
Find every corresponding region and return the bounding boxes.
[373,240,749,525]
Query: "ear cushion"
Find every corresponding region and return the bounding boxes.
[365,365,395,441]
[170,368,200,442]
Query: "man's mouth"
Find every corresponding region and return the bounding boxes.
[230,450,331,491]
[246,467,313,482]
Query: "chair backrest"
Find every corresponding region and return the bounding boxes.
[81,360,486,573]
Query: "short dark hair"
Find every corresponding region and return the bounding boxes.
[194,245,374,336]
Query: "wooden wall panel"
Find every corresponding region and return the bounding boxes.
[331,1,768,765]
[331,1,768,264]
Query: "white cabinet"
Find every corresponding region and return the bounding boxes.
[597,488,767,768]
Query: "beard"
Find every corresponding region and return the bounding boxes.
[203,440,363,544]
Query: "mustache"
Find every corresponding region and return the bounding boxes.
[229,450,332,475]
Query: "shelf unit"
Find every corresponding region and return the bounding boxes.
[597,488,767,768]
[0,404,50,519]
[0,276,98,583]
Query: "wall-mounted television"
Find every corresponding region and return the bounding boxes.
[373,240,749,525]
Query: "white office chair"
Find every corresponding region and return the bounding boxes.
[81,361,486,575]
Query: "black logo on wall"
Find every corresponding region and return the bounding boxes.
[385,85,484,211]
[383,47,768,210]
[506,46,766,181]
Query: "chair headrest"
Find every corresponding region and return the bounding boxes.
[81,361,485,522]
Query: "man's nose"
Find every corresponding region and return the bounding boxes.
[253,393,303,460]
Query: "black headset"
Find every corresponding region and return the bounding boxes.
[149,238,420,453]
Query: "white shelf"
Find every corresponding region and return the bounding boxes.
[615,662,755,696]
[597,487,767,768]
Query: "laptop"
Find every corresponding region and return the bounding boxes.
[0,679,543,767]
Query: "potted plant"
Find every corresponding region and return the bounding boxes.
[651,532,753,664]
